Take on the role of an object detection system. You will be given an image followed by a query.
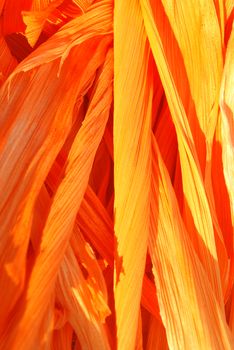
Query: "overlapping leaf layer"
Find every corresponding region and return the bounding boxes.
[0,0,234,349]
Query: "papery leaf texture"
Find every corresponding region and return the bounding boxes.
[0,0,234,349]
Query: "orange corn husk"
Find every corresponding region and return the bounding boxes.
[0,0,234,349]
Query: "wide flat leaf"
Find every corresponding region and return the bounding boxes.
[140,0,226,305]
[149,137,233,349]
[0,38,111,348]
[114,1,154,348]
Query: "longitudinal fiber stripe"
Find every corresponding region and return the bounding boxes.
[0,0,234,349]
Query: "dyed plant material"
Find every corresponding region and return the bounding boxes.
[0,0,234,349]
